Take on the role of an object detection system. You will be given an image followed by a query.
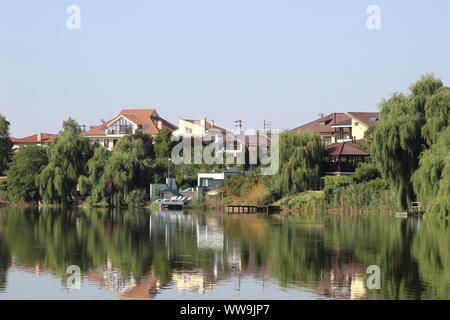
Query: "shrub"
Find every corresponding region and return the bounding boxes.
[353,163,381,183]
[282,191,326,211]
[0,179,9,203]
[324,178,396,212]
[124,189,148,207]
[222,176,270,205]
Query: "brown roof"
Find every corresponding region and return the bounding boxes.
[292,113,351,134]
[347,112,379,126]
[324,141,370,157]
[84,109,177,136]
[234,133,271,148]
[10,133,58,144]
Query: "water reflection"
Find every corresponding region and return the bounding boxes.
[0,208,449,300]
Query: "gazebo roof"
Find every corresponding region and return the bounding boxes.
[324,141,370,157]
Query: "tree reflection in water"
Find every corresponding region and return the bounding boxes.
[0,208,448,300]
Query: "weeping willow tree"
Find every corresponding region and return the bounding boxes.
[37,131,94,205]
[422,87,450,145]
[78,146,110,204]
[371,74,445,210]
[84,137,152,207]
[0,114,13,175]
[271,130,323,197]
[412,126,450,218]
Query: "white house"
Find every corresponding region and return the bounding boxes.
[84,108,177,150]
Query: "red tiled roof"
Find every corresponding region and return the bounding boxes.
[324,141,370,157]
[84,109,177,136]
[10,133,58,144]
[292,113,351,134]
[347,112,379,126]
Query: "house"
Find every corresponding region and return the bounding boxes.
[173,118,246,160]
[292,113,352,144]
[10,133,58,150]
[323,141,370,175]
[83,109,177,150]
[293,112,379,144]
[197,168,241,190]
[173,118,228,137]
[346,112,379,140]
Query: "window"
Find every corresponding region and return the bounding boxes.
[354,121,359,126]
[103,139,109,148]
[323,136,332,143]
[338,128,344,140]
[108,118,133,135]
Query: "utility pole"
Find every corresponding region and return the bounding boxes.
[263,120,272,132]
[235,120,243,132]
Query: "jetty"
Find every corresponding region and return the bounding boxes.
[154,196,191,209]
[222,205,280,214]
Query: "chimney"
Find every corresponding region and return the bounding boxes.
[37,133,42,142]
[211,119,214,127]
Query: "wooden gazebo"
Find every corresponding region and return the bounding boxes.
[323,141,370,175]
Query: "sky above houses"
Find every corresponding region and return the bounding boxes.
[1,0,450,137]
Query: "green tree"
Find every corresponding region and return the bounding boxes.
[60,117,83,134]
[84,137,151,207]
[6,146,48,202]
[371,74,444,209]
[352,162,381,183]
[153,128,173,159]
[271,130,323,197]
[0,114,13,175]
[421,87,450,145]
[78,146,110,204]
[412,127,450,218]
[37,131,94,205]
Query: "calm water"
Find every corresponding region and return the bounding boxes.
[0,208,449,300]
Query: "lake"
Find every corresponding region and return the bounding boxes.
[0,208,448,300]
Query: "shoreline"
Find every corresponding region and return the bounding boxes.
[0,200,397,215]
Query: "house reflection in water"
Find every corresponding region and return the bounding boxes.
[87,258,160,300]
[314,263,368,300]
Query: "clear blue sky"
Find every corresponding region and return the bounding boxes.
[1,0,450,137]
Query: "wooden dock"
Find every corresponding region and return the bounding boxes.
[222,205,280,214]
[154,199,188,209]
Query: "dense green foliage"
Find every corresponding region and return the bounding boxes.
[78,146,110,205]
[412,126,450,218]
[0,114,13,176]
[352,162,381,183]
[270,130,323,197]
[6,146,48,202]
[79,136,151,207]
[60,117,83,134]
[372,74,450,214]
[222,175,270,206]
[37,131,94,205]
